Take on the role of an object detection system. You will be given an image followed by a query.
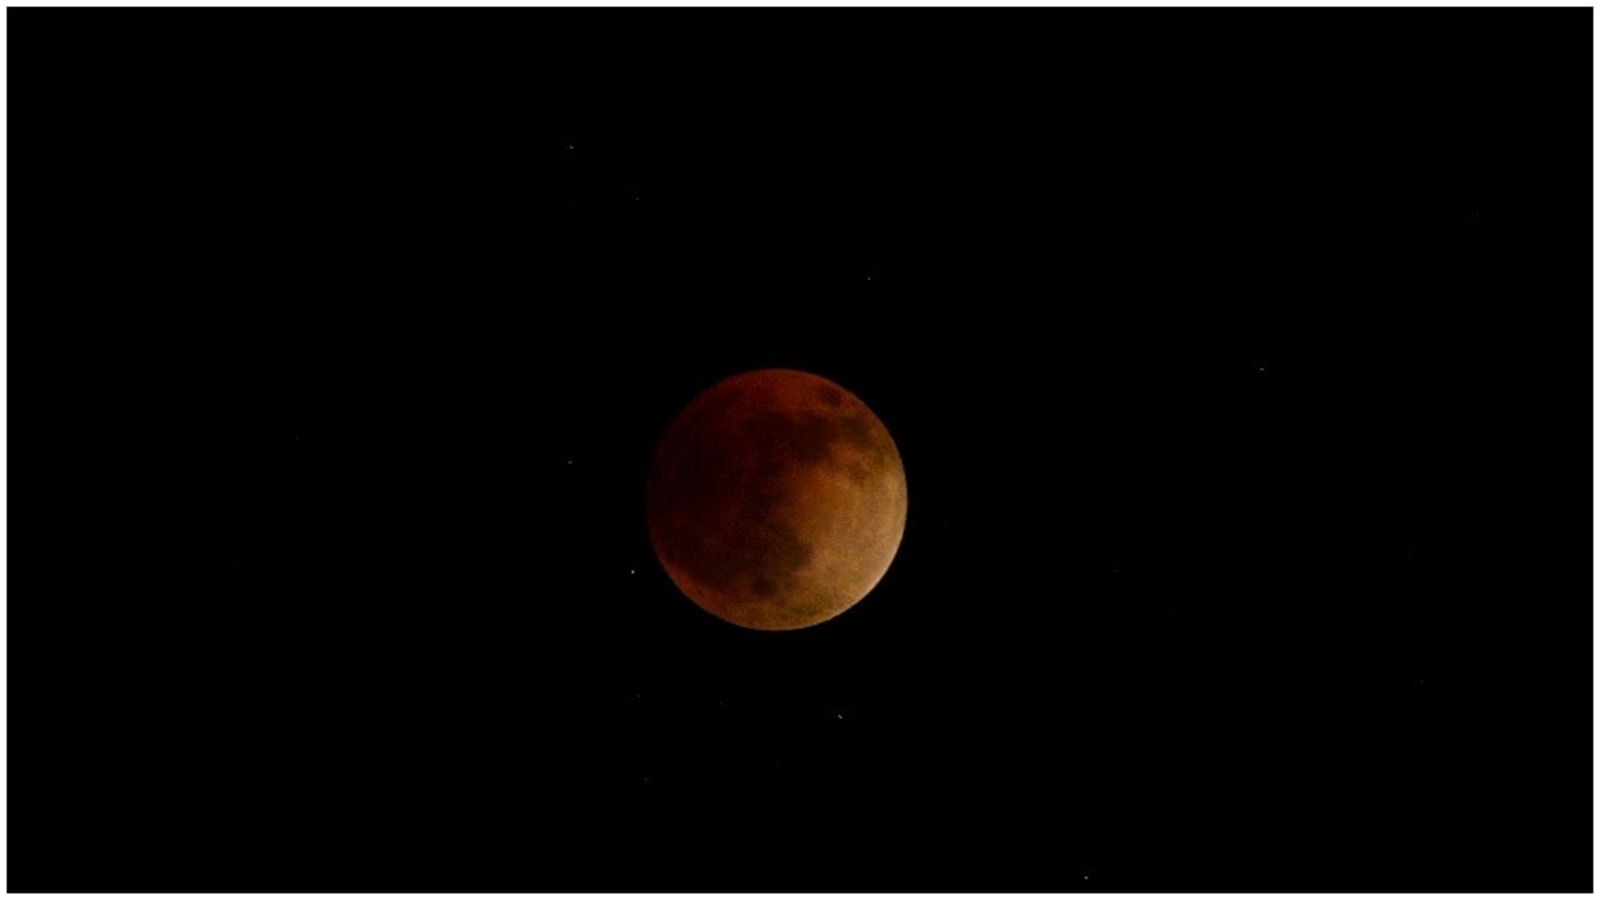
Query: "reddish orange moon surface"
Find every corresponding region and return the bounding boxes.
[646,369,908,631]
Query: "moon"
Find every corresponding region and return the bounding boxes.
[645,369,908,631]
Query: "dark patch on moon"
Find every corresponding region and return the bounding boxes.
[649,407,820,604]
[836,411,881,456]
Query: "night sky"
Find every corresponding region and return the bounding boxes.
[12,11,1592,893]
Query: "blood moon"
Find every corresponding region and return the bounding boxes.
[646,369,907,631]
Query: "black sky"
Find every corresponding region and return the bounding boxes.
[11,10,1593,893]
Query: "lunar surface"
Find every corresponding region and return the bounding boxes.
[645,369,908,631]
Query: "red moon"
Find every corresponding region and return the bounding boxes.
[646,369,908,631]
